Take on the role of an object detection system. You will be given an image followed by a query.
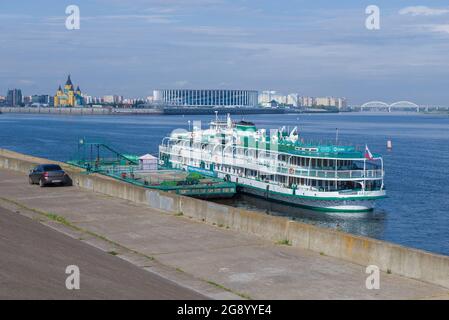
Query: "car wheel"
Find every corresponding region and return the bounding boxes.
[39,179,46,187]
[29,177,34,185]
[63,176,73,187]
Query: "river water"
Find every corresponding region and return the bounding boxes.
[0,112,448,256]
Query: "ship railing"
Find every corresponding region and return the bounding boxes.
[277,167,383,179]
[222,157,384,179]
[224,156,383,179]
[338,189,385,196]
[161,147,384,180]
[218,155,383,177]
[300,169,383,179]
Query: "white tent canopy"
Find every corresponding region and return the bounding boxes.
[139,154,157,160]
[139,154,158,171]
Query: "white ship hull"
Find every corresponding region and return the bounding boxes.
[213,170,378,212]
[238,185,374,212]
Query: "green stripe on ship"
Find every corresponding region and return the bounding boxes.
[238,187,374,213]
[237,183,387,201]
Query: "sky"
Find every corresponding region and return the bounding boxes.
[0,0,449,105]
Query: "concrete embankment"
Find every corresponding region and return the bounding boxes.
[1,148,448,291]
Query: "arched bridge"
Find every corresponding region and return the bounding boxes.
[360,101,421,112]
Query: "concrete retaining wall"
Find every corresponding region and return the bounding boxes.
[1,148,448,289]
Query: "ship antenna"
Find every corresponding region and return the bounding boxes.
[227,113,232,128]
[335,128,339,145]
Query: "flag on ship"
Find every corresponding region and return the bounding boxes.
[365,145,374,160]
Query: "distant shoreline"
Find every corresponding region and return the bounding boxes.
[0,106,338,116]
[1,107,445,117]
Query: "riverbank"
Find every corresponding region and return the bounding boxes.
[0,106,346,116]
[1,148,448,299]
[0,106,289,116]
[0,106,161,115]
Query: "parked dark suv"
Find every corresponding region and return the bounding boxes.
[29,164,71,187]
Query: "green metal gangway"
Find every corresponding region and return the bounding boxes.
[67,138,139,172]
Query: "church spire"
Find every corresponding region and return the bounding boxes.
[66,74,73,86]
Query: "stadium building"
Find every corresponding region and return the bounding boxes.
[153,89,258,107]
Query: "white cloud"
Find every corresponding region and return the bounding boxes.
[174,80,189,87]
[45,14,177,24]
[177,26,251,37]
[429,24,449,34]
[94,15,176,24]
[18,79,35,85]
[399,6,449,16]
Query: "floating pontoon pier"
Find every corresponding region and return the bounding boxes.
[67,139,235,199]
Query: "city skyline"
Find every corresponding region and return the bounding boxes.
[1,1,449,104]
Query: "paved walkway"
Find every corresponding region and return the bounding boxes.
[0,169,448,299]
[0,206,206,300]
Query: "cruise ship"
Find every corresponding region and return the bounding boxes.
[159,115,386,212]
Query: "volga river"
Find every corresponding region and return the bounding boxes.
[0,112,448,256]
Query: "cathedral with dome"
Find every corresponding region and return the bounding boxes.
[54,75,84,107]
